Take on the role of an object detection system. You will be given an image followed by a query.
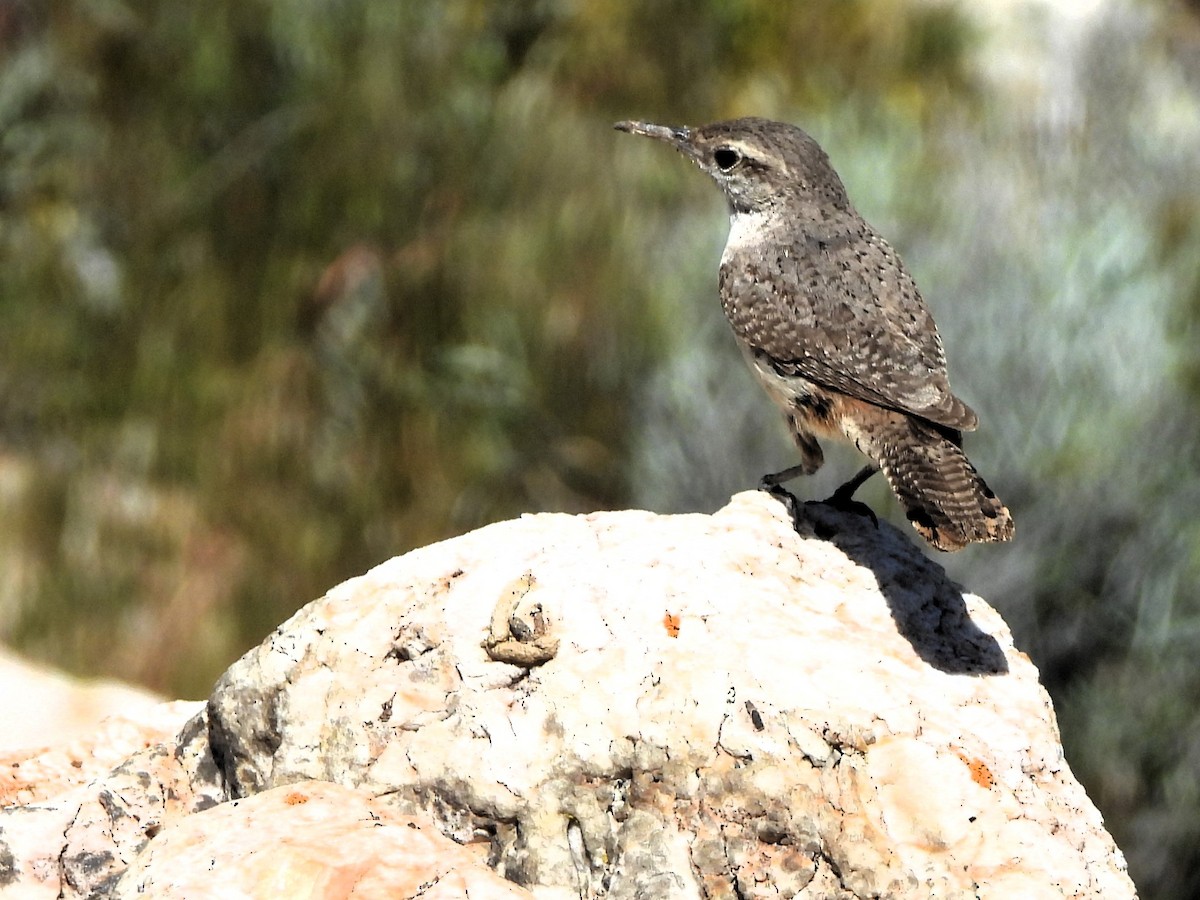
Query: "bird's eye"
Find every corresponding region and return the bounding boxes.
[713,147,742,172]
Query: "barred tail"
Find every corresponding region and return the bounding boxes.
[871,415,1014,552]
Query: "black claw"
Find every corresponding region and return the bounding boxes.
[822,488,880,528]
[759,463,809,492]
[758,474,780,493]
[759,482,802,529]
[760,464,880,534]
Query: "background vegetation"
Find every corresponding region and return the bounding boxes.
[1,0,1198,895]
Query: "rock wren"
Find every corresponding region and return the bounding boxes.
[615,116,1013,551]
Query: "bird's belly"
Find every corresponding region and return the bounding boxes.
[740,346,845,441]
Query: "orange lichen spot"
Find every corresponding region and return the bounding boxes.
[284,791,310,805]
[954,750,996,789]
[968,759,996,789]
[663,612,681,638]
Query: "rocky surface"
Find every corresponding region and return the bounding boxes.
[112,780,531,899]
[0,492,1137,898]
[0,704,220,899]
[0,699,200,808]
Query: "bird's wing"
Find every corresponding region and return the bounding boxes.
[719,224,978,432]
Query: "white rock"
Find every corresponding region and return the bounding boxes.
[0,699,201,807]
[205,492,1133,898]
[112,780,533,899]
[0,706,219,899]
[0,648,166,752]
[0,492,1137,898]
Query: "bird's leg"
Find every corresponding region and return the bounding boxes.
[759,417,826,492]
[828,464,877,502]
[758,463,812,491]
[823,464,880,527]
[759,423,827,527]
[757,464,812,528]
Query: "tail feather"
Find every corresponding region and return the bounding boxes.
[870,415,1014,552]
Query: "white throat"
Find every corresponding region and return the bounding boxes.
[721,210,773,264]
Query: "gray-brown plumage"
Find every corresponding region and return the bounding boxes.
[615,116,1013,551]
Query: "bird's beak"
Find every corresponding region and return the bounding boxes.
[614,120,698,160]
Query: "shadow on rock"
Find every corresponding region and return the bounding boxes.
[798,498,1009,676]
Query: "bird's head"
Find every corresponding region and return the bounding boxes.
[614,116,851,217]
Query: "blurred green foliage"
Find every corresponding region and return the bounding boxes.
[0,0,975,688]
[1,0,1198,896]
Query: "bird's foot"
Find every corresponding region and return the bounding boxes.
[820,482,879,529]
[758,463,810,492]
[759,464,879,532]
[758,479,803,529]
[758,480,806,535]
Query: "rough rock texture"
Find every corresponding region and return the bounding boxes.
[0,699,200,807]
[0,492,1136,899]
[0,705,221,899]
[112,780,533,899]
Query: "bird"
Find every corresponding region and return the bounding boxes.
[614,116,1013,551]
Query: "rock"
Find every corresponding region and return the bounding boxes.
[0,705,220,899]
[0,648,166,752]
[0,699,201,807]
[111,780,533,899]
[0,492,1137,898]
